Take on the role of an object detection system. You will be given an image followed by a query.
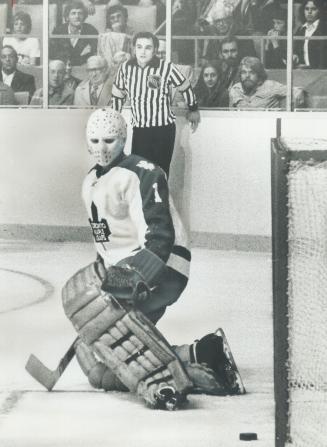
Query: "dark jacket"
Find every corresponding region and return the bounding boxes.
[0,69,36,102]
[51,22,98,66]
[294,20,327,68]
[0,81,16,105]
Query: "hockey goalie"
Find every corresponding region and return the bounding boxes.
[61,108,245,410]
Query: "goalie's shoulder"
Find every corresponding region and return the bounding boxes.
[119,154,167,182]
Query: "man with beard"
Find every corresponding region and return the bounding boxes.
[218,36,241,90]
[199,5,257,63]
[229,56,287,109]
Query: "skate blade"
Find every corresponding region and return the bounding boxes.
[215,328,246,395]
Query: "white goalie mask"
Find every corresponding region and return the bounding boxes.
[86,108,127,167]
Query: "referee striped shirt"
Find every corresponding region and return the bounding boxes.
[111,56,198,128]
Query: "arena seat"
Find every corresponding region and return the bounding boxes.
[13,4,58,35]
[127,5,156,33]
[0,3,8,35]
[85,5,107,33]
[14,91,30,105]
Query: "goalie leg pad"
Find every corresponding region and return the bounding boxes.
[75,339,127,391]
[62,265,192,408]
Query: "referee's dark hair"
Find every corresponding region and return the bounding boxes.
[132,32,159,50]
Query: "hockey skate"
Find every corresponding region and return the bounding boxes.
[192,328,246,395]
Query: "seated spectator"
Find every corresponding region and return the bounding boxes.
[3,12,41,66]
[293,0,327,68]
[74,55,112,106]
[50,0,98,66]
[55,51,82,90]
[30,60,75,106]
[0,81,17,105]
[0,45,36,102]
[218,36,241,90]
[265,6,287,68]
[234,0,283,35]
[197,2,257,63]
[194,59,229,107]
[105,4,134,34]
[229,56,287,108]
[63,57,82,91]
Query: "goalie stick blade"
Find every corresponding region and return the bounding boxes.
[215,328,246,395]
[25,354,57,391]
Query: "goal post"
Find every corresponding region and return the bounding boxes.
[271,137,327,447]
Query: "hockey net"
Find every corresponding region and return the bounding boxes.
[272,137,327,447]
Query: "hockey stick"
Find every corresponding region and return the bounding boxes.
[25,337,78,391]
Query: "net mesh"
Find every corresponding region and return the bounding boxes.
[286,157,327,447]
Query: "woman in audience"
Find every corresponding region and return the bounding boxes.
[293,0,327,68]
[265,7,287,68]
[194,60,229,108]
[3,11,40,65]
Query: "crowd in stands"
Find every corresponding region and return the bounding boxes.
[0,0,327,107]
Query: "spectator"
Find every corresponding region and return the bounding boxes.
[3,12,41,66]
[218,36,241,90]
[64,57,82,91]
[293,0,327,68]
[31,60,75,106]
[0,81,17,105]
[57,53,82,91]
[74,55,112,106]
[229,56,287,108]
[50,0,98,66]
[111,31,200,177]
[105,4,133,34]
[194,60,229,107]
[234,0,283,35]
[199,3,257,63]
[265,6,287,68]
[0,45,36,102]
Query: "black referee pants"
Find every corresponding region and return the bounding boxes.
[131,123,176,177]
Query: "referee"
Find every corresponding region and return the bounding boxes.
[111,31,200,177]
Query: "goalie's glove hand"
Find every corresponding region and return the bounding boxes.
[101,265,151,304]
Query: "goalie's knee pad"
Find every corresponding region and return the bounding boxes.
[62,261,107,320]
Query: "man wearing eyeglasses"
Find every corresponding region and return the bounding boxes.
[74,55,113,106]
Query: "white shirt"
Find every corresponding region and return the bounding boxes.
[68,24,81,47]
[303,19,319,66]
[1,70,15,87]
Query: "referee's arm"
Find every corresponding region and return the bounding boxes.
[111,84,127,112]
[170,64,200,132]
[111,64,128,112]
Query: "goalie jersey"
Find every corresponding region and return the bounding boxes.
[82,154,191,280]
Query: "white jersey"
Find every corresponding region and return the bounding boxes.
[82,154,190,279]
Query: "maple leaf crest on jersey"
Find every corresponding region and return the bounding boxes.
[137,160,155,171]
